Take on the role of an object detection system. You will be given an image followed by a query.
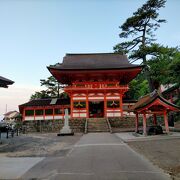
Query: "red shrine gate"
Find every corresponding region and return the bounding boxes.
[48,53,144,118]
[65,81,129,118]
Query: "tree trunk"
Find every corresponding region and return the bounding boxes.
[143,58,154,92]
[142,27,154,92]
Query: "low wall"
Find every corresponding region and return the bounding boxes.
[108,117,136,129]
[22,118,86,133]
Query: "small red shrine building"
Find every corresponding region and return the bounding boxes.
[130,90,180,135]
[47,53,143,119]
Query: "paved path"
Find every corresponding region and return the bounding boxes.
[0,157,44,179]
[22,133,170,180]
[115,132,180,142]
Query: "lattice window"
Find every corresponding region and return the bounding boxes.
[25,110,34,116]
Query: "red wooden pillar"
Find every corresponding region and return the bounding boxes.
[143,113,147,136]
[70,94,73,118]
[43,108,45,120]
[164,111,169,133]
[104,92,107,117]
[120,94,123,117]
[135,113,139,133]
[63,107,65,119]
[53,108,55,121]
[34,109,35,120]
[23,109,25,121]
[153,114,157,125]
[86,93,89,118]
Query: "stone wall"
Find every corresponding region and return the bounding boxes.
[22,118,86,133]
[108,117,136,128]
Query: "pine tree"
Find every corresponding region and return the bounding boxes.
[114,0,166,91]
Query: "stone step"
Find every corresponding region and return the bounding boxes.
[88,119,106,121]
[88,130,109,132]
[88,125,108,128]
[87,118,110,133]
[88,123,107,125]
[88,125,109,128]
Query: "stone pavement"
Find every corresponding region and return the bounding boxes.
[0,157,44,179]
[115,132,180,142]
[22,133,170,180]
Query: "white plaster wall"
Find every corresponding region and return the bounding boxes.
[80,113,87,117]
[73,113,80,117]
[73,113,87,118]
[107,113,121,117]
[88,97,104,100]
[45,116,53,120]
[54,115,63,119]
[73,97,86,100]
[24,117,34,121]
[35,116,44,120]
[106,96,120,99]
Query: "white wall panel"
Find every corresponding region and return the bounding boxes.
[106,97,120,99]
[54,115,63,119]
[35,116,44,120]
[88,97,104,100]
[24,117,34,121]
[107,113,121,117]
[73,97,86,100]
[80,113,87,117]
[45,116,53,120]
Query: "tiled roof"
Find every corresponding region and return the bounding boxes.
[48,53,143,70]
[19,98,70,107]
[0,76,14,88]
[162,84,179,95]
[130,90,180,112]
[4,111,18,116]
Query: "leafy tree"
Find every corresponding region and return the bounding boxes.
[114,0,166,91]
[126,47,179,100]
[30,90,50,100]
[168,52,180,86]
[147,46,179,85]
[126,74,149,100]
[30,76,68,100]
[40,76,61,97]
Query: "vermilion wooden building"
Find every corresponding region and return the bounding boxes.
[47,53,143,119]
[19,98,70,121]
[130,90,180,135]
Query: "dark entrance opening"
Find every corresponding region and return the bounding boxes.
[89,101,104,118]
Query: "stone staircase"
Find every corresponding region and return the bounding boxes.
[86,118,110,133]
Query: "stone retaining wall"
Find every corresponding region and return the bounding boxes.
[22,118,86,133]
[108,117,136,128]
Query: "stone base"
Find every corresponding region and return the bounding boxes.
[57,126,74,136]
[57,132,74,136]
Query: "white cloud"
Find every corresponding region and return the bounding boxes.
[0,84,44,118]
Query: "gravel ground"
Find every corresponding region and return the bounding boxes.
[0,133,83,157]
[127,138,180,180]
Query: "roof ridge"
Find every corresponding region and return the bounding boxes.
[66,52,125,56]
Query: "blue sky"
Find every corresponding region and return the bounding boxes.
[0,0,180,116]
